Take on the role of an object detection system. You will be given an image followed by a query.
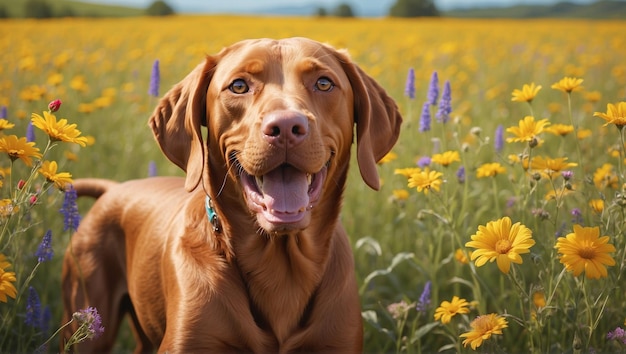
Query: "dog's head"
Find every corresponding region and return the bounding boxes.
[149,37,401,233]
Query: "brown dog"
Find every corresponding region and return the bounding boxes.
[62,37,401,352]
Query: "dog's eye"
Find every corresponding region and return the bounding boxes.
[229,79,249,94]
[315,77,334,92]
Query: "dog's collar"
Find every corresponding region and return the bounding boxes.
[205,196,221,233]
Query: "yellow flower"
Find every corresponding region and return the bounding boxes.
[0,199,18,217]
[466,217,535,274]
[476,162,506,178]
[544,123,574,137]
[391,189,409,201]
[0,135,42,166]
[378,151,397,164]
[577,128,592,139]
[434,296,470,324]
[511,82,541,103]
[394,167,421,178]
[455,248,471,264]
[506,116,550,144]
[555,225,616,279]
[38,160,73,190]
[532,291,546,309]
[589,199,604,214]
[593,163,618,189]
[31,111,88,146]
[530,156,577,179]
[0,119,15,131]
[594,102,626,128]
[431,150,461,167]
[460,313,508,350]
[551,77,584,93]
[0,254,17,303]
[408,168,443,194]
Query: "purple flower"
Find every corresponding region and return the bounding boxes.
[60,185,81,231]
[561,170,573,181]
[35,230,53,263]
[148,59,160,97]
[417,156,431,168]
[73,307,105,339]
[0,106,7,119]
[26,121,36,143]
[415,280,431,314]
[494,125,504,153]
[607,327,626,344]
[25,286,42,329]
[404,68,415,99]
[456,166,466,183]
[148,160,158,177]
[436,80,452,123]
[427,71,439,106]
[571,208,583,224]
[419,102,431,132]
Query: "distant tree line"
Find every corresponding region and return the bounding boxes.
[0,0,174,19]
[316,0,439,18]
[0,0,437,19]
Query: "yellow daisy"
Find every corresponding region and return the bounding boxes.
[593,163,618,190]
[378,151,397,164]
[466,217,535,274]
[511,82,541,103]
[551,77,584,93]
[530,156,577,179]
[0,199,18,217]
[476,162,506,178]
[431,150,461,167]
[408,168,443,194]
[434,296,470,324]
[544,123,574,137]
[38,160,73,190]
[0,254,17,303]
[555,225,616,279]
[0,135,42,166]
[394,167,421,178]
[506,116,550,144]
[0,119,15,131]
[594,102,626,128]
[31,111,88,146]
[460,313,508,350]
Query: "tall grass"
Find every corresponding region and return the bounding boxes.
[1,15,625,352]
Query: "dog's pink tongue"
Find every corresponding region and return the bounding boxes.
[262,166,309,216]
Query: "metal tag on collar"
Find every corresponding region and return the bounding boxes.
[205,196,220,232]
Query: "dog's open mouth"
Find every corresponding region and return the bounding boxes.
[239,164,327,229]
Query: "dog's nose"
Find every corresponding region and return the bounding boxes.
[262,110,309,148]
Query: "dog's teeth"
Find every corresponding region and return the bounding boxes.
[307,173,312,186]
[255,176,264,192]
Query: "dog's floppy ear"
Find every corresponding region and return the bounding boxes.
[335,50,403,190]
[149,57,216,192]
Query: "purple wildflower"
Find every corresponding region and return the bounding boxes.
[415,280,431,314]
[25,286,42,329]
[561,170,573,181]
[571,208,583,224]
[60,185,81,231]
[427,71,439,106]
[0,106,7,119]
[607,327,626,344]
[456,166,466,184]
[436,80,452,123]
[26,121,36,143]
[35,230,53,263]
[494,125,504,153]
[73,307,105,339]
[419,102,431,132]
[417,156,431,168]
[148,160,158,177]
[148,59,160,97]
[404,68,415,99]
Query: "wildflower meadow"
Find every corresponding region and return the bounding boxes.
[1,14,626,352]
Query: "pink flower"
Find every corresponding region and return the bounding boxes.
[48,99,62,113]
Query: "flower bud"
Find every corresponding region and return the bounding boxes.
[17,180,26,190]
[29,195,37,205]
[48,99,62,113]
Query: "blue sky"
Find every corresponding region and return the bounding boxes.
[84,0,599,12]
